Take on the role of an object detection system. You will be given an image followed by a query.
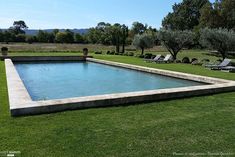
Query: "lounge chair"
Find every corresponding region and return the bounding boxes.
[221,66,235,73]
[144,55,162,62]
[156,54,173,63]
[204,59,231,70]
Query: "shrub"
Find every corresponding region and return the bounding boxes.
[1,47,8,51]
[83,48,88,56]
[191,58,198,63]
[191,60,199,65]
[138,54,144,58]
[106,51,110,54]
[151,55,156,59]
[110,50,115,55]
[1,47,8,56]
[144,53,152,59]
[175,60,182,63]
[182,57,190,63]
[95,51,102,54]
[128,52,134,56]
[115,52,119,55]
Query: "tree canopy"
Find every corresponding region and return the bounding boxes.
[132,33,154,55]
[158,29,194,60]
[162,0,209,30]
[199,0,235,30]
[9,20,28,34]
[200,28,235,59]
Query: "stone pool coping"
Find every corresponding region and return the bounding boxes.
[5,58,235,117]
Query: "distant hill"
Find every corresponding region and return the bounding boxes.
[0,29,89,35]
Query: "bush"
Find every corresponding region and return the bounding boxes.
[1,47,8,51]
[1,47,8,56]
[123,52,129,56]
[106,51,110,54]
[144,53,152,59]
[95,51,102,54]
[138,54,144,58]
[182,57,190,63]
[191,58,198,63]
[191,60,199,65]
[115,52,119,55]
[128,52,134,56]
[175,60,182,63]
[110,50,115,55]
[151,55,156,59]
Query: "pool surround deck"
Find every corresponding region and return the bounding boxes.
[5,57,235,116]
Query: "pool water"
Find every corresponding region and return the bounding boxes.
[14,61,204,101]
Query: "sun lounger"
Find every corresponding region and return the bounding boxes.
[204,59,231,70]
[220,66,235,73]
[144,55,162,62]
[156,54,173,63]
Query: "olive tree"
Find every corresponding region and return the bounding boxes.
[132,33,154,55]
[200,28,235,59]
[158,29,194,60]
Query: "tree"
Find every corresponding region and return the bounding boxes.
[111,23,122,53]
[200,28,235,59]
[64,29,74,43]
[121,25,129,53]
[3,30,15,43]
[199,0,235,30]
[37,30,54,43]
[55,32,74,43]
[158,29,194,60]
[221,0,235,30]
[9,20,28,34]
[162,0,209,30]
[132,33,154,55]
[15,34,26,42]
[0,30,4,42]
[131,22,147,35]
[26,35,37,44]
[75,33,84,43]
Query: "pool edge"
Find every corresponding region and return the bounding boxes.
[5,58,235,117]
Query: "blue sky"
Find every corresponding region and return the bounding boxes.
[0,0,210,29]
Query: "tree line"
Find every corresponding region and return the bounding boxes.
[0,0,235,59]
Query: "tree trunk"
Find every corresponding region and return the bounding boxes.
[173,54,177,60]
[221,51,226,60]
[141,48,144,55]
[122,43,125,53]
[172,51,178,61]
[116,36,120,53]
[116,45,119,53]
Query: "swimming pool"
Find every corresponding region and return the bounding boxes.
[15,61,204,101]
[4,57,235,116]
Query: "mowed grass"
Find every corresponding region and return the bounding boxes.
[0,51,235,157]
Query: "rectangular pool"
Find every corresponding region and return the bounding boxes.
[14,61,204,101]
[5,58,235,116]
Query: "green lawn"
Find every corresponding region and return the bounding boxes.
[0,52,235,157]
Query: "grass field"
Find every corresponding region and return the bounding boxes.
[0,49,235,156]
[0,43,166,52]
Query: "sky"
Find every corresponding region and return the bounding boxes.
[0,0,208,29]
